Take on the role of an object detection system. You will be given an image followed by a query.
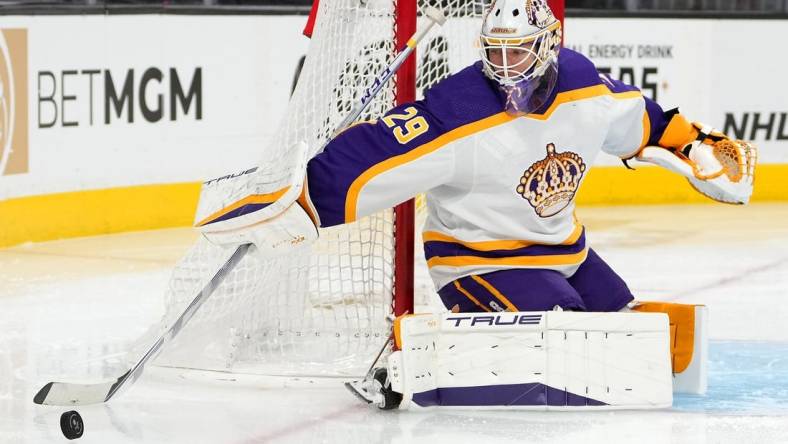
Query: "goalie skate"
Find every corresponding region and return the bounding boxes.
[345,368,402,410]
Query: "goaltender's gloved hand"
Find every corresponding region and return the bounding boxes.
[637,117,758,204]
[680,123,756,180]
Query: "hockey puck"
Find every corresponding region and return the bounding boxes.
[60,410,84,440]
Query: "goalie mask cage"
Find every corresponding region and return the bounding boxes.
[152,0,564,377]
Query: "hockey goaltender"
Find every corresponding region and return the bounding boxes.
[198,0,757,410]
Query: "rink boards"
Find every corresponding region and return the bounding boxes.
[0,15,787,248]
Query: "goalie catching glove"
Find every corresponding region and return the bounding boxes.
[193,141,318,255]
[637,113,757,204]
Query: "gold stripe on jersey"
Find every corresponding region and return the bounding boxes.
[297,178,320,227]
[345,83,646,223]
[526,84,643,121]
[453,281,492,312]
[641,110,652,149]
[470,275,518,312]
[423,221,583,251]
[345,112,516,222]
[195,186,291,227]
[426,247,588,269]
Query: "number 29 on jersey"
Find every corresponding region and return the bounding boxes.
[383,106,429,144]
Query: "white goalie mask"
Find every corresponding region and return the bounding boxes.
[480,0,562,115]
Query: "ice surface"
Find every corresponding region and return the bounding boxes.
[1,204,787,443]
[674,341,788,414]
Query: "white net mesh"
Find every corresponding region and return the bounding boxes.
[151,0,489,377]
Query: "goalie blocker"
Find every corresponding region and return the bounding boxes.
[357,302,707,410]
[194,141,319,254]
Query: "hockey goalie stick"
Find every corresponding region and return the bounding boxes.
[33,244,250,406]
[331,7,446,140]
[33,7,446,407]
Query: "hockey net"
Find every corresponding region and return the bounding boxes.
[148,0,559,377]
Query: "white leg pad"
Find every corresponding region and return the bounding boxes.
[388,311,673,410]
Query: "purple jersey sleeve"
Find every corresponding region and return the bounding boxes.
[303,63,505,228]
[304,102,451,227]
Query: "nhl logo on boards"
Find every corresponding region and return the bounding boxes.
[516,143,586,218]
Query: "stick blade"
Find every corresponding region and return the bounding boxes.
[33,380,115,406]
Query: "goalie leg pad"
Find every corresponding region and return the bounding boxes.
[632,302,708,395]
[389,311,673,410]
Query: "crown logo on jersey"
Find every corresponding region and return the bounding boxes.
[516,143,586,217]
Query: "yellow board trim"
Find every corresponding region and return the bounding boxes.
[427,248,588,269]
[470,275,518,312]
[195,186,291,227]
[577,163,787,205]
[3,164,787,249]
[0,183,201,249]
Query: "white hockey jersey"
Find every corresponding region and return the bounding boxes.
[299,48,672,291]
